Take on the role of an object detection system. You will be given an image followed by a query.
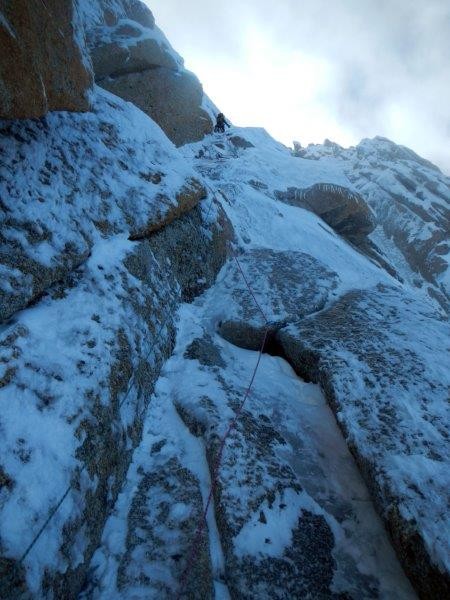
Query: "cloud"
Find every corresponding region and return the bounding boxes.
[150,0,450,173]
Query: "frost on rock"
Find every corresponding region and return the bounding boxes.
[299,136,450,308]
[198,243,449,596]
[214,249,339,350]
[0,87,230,597]
[0,87,205,323]
[83,400,214,599]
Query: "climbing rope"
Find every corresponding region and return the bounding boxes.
[177,250,270,597]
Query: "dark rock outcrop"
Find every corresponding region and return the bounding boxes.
[275,183,376,243]
[229,135,255,149]
[0,0,93,119]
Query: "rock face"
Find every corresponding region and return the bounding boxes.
[0,90,207,324]
[177,132,449,598]
[80,0,213,146]
[0,0,93,119]
[0,89,232,598]
[211,252,450,599]
[298,137,450,307]
[0,7,449,599]
[275,183,376,242]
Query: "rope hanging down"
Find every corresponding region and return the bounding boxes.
[177,253,270,597]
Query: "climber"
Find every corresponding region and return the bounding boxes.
[214,112,230,133]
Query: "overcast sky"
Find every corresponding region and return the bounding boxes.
[150,1,450,173]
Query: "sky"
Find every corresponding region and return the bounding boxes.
[149,1,450,173]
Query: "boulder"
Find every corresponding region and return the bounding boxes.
[275,183,376,242]
[0,0,92,119]
[91,35,179,80]
[208,249,338,334]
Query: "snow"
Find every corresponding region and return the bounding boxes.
[285,283,450,574]
[234,488,309,558]
[86,347,229,597]
[300,135,450,301]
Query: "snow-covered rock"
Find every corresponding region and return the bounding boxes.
[0,10,449,599]
[0,89,232,598]
[296,137,450,309]
[80,0,214,146]
[0,89,205,323]
[178,131,449,597]
[0,0,93,119]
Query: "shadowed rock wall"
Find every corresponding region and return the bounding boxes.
[0,0,93,119]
